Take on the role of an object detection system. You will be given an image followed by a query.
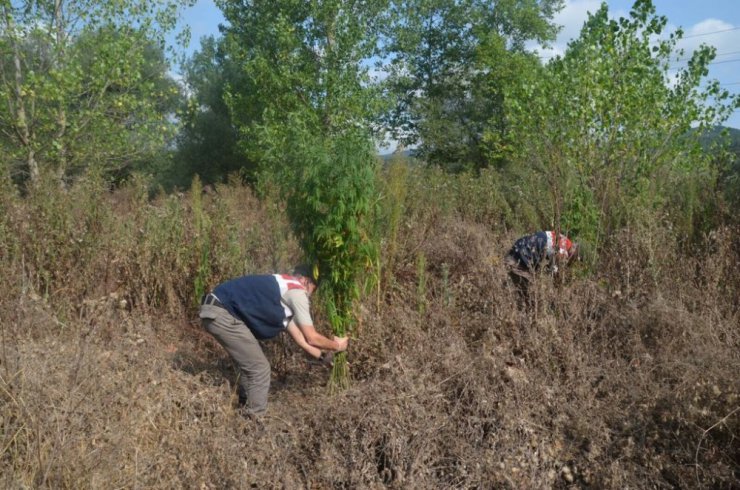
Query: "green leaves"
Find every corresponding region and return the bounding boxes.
[381,0,563,171]
[275,128,378,392]
[0,0,193,185]
[219,0,387,160]
[502,0,738,249]
[215,2,385,383]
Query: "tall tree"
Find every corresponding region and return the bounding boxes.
[0,0,193,186]
[382,0,563,171]
[501,0,739,245]
[217,0,387,386]
[171,35,249,189]
[217,0,388,168]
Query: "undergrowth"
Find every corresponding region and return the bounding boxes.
[0,167,737,488]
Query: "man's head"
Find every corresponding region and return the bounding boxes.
[567,242,580,264]
[293,263,319,294]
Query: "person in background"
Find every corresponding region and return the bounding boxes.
[199,264,348,417]
[504,230,579,301]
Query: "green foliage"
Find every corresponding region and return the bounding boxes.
[702,126,740,220]
[378,158,409,294]
[218,0,388,163]
[381,163,513,232]
[168,36,252,190]
[260,125,378,388]
[283,131,378,326]
[476,35,546,170]
[0,0,193,186]
[216,0,387,387]
[381,0,563,171]
[501,0,738,250]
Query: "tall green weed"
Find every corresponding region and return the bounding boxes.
[378,158,408,296]
[257,127,380,388]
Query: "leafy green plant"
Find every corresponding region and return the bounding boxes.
[0,0,192,187]
[265,130,380,389]
[378,158,409,297]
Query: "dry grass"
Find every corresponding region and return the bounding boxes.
[1,171,738,488]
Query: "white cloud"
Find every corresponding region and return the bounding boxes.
[554,0,604,46]
[662,18,740,90]
[530,1,740,73]
[527,0,630,60]
[673,19,740,55]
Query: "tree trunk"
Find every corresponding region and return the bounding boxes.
[2,4,39,183]
[53,0,68,183]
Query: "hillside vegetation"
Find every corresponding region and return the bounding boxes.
[0,168,738,488]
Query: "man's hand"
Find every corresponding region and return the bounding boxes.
[333,336,349,352]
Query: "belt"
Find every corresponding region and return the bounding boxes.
[201,293,225,309]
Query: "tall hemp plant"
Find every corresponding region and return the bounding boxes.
[283,130,378,390]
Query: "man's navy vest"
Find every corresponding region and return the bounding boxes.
[509,231,549,270]
[214,275,300,340]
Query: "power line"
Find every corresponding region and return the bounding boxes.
[679,26,740,39]
[536,26,740,61]
[672,50,740,63]
[712,50,740,58]
[540,49,740,64]
[708,58,740,66]
[671,58,740,69]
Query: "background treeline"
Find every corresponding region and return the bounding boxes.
[1,0,739,487]
[3,0,739,244]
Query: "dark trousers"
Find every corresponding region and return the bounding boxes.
[199,304,270,415]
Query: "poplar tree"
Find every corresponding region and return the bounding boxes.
[502,0,739,246]
[0,0,193,185]
[382,0,563,170]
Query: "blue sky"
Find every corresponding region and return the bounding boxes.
[172,0,740,129]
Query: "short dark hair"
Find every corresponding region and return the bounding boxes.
[293,263,319,286]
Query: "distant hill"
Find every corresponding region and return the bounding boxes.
[697,125,740,155]
[379,149,416,161]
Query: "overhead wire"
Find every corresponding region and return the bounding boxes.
[679,26,740,39]
[535,24,740,62]
[533,27,740,88]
